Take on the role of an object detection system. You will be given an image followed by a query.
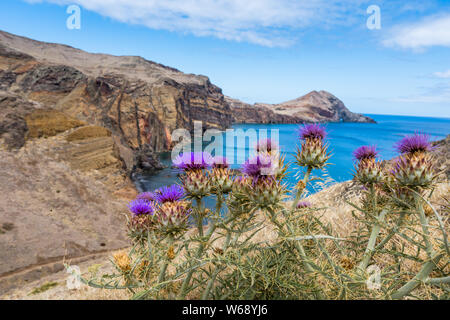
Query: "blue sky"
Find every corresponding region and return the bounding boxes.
[0,0,449,117]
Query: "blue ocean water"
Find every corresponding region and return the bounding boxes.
[136,114,450,194]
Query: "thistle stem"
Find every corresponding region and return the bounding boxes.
[268,207,324,299]
[196,197,204,237]
[284,166,317,274]
[201,221,235,300]
[425,276,450,285]
[176,216,235,300]
[391,253,443,299]
[157,235,174,284]
[291,166,312,211]
[375,212,406,251]
[356,209,388,274]
[415,193,435,258]
[215,192,224,216]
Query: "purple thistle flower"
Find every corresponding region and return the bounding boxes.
[156,184,184,203]
[256,138,278,153]
[299,124,327,141]
[136,191,157,202]
[395,134,432,154]
[212,156,229,169]
[353,145,378,161]
[173,152,213,171]
[128,199,154,216]
[297,201,312,209]
[241,155,274,182]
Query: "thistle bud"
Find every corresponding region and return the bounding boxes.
[392,134,436,188]
[227,177,255,218]
[241,154,276,183]
[113,251,131,273]
[353,146,383,185]
[127,199,156,232]
[156,201,191,236]
[246,178,285,209]
[296,124,330,169]
[167,246,176,260]
[155,184,184,203]
[210,156,233,194]
[392,153,435,188]
[181,170,211,198]
[240,155,285,209]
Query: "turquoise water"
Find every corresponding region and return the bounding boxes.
[136,114,450,194]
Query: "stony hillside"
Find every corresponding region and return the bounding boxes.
[228,91,375,124]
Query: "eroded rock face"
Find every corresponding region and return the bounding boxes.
[228,91,375,124]
[0,30,233,173]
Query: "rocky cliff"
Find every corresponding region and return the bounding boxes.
[0,30,233,173]
[228,90,375,124]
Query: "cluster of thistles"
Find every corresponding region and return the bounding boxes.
[352,134,436,202]
[128,184,191,236]
[174,152,234,198]
[296,124,330,169]
[238,139,286,210]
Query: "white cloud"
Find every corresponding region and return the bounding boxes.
[25,0,369,47]
[393,83,450,104]
[383,14,450,50]
[433,70,450,78]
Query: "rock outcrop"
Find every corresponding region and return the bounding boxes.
[228,91,375,124]
[0,30,233,173]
